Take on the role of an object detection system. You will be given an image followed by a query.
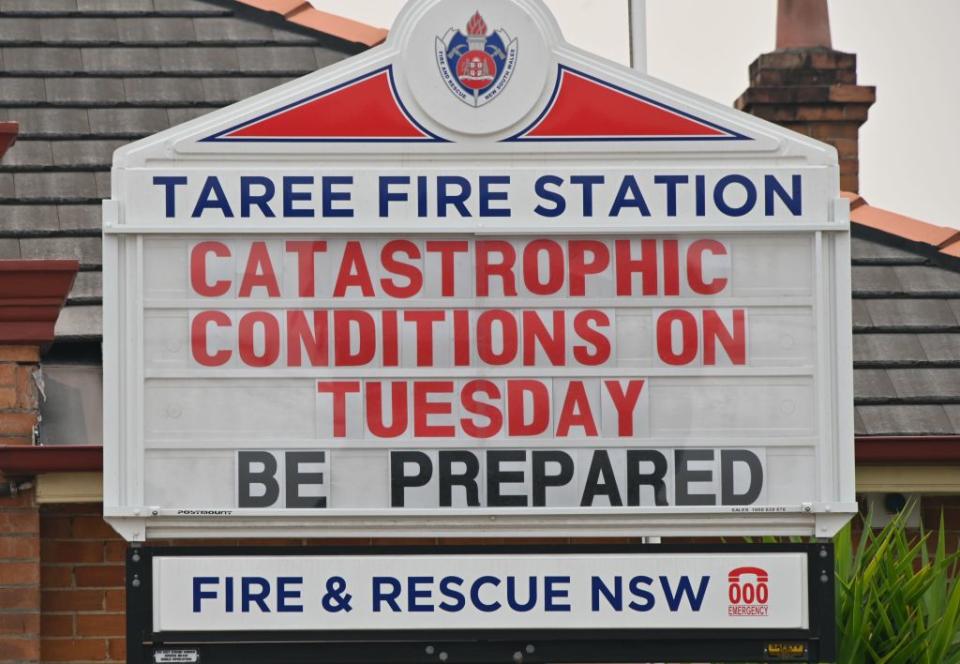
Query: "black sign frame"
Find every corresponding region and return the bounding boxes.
[126,543,835,664]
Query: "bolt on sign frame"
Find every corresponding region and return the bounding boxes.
[127,543,836,664]
[103,0,855,543]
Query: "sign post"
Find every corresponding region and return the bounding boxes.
[105,0,852,659]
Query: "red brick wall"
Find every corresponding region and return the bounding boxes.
[0,490,40,664]
[0,345,41,664]
[39,504,126,663]
[0,346,39,447]
[921,496,960,550]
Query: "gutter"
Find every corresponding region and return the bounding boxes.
[0,437,957,476]
[0,445,103,474]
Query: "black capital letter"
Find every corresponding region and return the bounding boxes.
[238,451,279,508]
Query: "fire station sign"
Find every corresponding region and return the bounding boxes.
[103,0,855,541]
[128,544,836,663]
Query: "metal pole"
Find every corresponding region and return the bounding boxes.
[629,1,657,547]
[628,0,647,73]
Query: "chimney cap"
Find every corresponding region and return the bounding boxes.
[777,0,832,50]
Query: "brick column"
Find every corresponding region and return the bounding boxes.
[0,345,41,664]
[0,260,78,663]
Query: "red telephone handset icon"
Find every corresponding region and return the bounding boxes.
[728,567,769,604]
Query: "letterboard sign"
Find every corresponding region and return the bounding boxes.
[103,0,855,540]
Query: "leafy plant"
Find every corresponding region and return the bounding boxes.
[834,506,960,664]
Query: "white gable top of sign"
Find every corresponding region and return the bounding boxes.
[103,0,854,542]
[111,0,832,163]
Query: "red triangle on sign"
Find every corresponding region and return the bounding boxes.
[210,67,441,142]
[513,67,742,141]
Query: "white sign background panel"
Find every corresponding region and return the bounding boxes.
[139,233,810,510]
[152,553,809,632]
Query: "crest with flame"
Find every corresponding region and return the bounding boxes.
[436,10,519,108]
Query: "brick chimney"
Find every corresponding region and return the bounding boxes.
[735,0,875,192]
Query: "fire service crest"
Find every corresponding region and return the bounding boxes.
[436,11,519,108]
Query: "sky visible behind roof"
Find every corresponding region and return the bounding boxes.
[311,0,960,230]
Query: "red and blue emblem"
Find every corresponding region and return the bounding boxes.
[437,11,518,108]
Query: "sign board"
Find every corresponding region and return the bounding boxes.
[127,544,836,664]
[103,0,855,541]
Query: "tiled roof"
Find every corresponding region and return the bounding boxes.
[849,193,960,436]
[0,0,361,339]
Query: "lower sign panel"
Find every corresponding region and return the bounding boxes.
[128,544,835,663]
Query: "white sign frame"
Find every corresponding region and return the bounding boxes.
[103,0,855,541]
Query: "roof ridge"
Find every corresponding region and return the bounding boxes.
[234,1,388,48]
[843,190,960,271]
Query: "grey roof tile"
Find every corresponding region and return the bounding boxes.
[1,140,54,168]
[54,304,101,338]
[856,405,956,436]
[917,334,960,363]
[57,204,101,231]
[193,17,275,42]
[19,236,101,266]
[272,28,320,44]
[0,78,47,103]
[854,369,897,400]
[45,77,125,104]
[123,77,205,104]
[0,238,21,258]
[315,45,350,67]
[158,47,240,73]
[893,265,960,295]
[235,46,318,72]
[852,265,903,295]
[51,139,126,167]
[116,17,197,42]
[853,334,925,364]
[13,172,98,200]
[863,299,959,330]
[0,108,91,136]
[94,171,110,198]
[0,0,78,12]
[82,47,162,73]
[852,299,872,329]
[88,107,170,135]
[886,369,960,400]
[0,174,13,198]
[0,18,42,41]
[200,76,290,103]
[156,0,232,13]
[166,107,212,124]
[851,237,926,264]
[68,271,101,301]
[78,0,152,10]
[0,205,60,233]
[0,18,120,44]
[853,408,866,436]
[1,47,84,72]
[943,406,960,433]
